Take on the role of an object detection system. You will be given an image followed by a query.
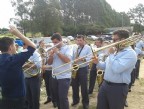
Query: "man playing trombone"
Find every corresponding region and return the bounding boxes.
[93,30,137,109]
[48,33,73,109]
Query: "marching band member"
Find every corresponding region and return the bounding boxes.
[125,44,144,107]
[89,38,104,94]
[39,42,54,105]
[0,26,36,109]
[135,47,144,79]
[93,30,137,109]
[135,41,144,79]
[23,43,42,109]
[71,35,92,109]
[136,39,144,51]
[48,33,73,109]
[135,40,144,77]
[129,45,144,90]
[42,52,53,105]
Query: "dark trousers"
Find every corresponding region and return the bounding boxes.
[71,66,89,107]
[25,75,40,109]
[129,68,136,89]
[0,98,25,109]
[135,60,140,79]
[52,78,70,109]
[89,63,97,94]
[43,70,52,101]
[97,81,128,109]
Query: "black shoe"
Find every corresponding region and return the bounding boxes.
[83,105,89,109]
[53,102,58,108]
[129,89,131,92]
[71,102,79,106]
[44,99,51,104]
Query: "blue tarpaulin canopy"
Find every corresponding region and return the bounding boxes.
[15,40,23,46]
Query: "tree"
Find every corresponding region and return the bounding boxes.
[11,0,33,35]
[11,0,62,36]
[31,0,62,36]
[60,0,130,27]
[127,3,144,32]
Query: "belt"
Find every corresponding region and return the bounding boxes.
[104,80,127,86]
[79,66,88,69]
[25,73,40,79]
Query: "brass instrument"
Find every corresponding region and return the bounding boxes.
[23,42,62,74]
[71,45,82,79]
[23,60,40,77]
[97,69,104,86]
[23,42,62,68]
[52,35,144,76]
[71,64,79,78]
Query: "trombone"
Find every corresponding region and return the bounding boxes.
[97,69,104,86]
[52,35,143,76]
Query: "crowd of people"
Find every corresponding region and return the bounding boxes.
[0,26,144,109]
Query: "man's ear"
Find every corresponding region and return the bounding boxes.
[9,45,13,51]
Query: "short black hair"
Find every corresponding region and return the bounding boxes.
[96,38,103,43]
[0,37,14,52]
[51,33,62,41]
[113,29,129,39]
[76,35,85,40]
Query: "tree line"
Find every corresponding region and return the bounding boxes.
[9,0,144,37]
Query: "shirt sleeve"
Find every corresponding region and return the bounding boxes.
[141,41,144,48]
[97,61,106,70]
[29,52,42,68]
[64,46,73,61]
[85,46,93,62]
[108,51,137,74]
[8,46,35,66]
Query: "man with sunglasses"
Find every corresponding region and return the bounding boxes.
[93,30,137,109]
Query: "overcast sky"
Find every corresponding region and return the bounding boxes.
[0,0,144,28]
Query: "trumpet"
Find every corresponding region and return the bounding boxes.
[52,35,143,76]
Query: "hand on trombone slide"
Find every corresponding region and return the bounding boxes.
[108,47,117,54]
[52,47,59,54]
[49,47,60,57]
[74,57,86,63]
[48,50,55,57]
[92,56,99,64]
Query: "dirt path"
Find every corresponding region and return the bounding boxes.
[126,59,144,109]
[40,59,144,109]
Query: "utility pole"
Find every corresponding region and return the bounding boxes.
[121,13,124,28]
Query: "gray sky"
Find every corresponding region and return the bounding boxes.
[106,0,144,12]
[0,0,144,28]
